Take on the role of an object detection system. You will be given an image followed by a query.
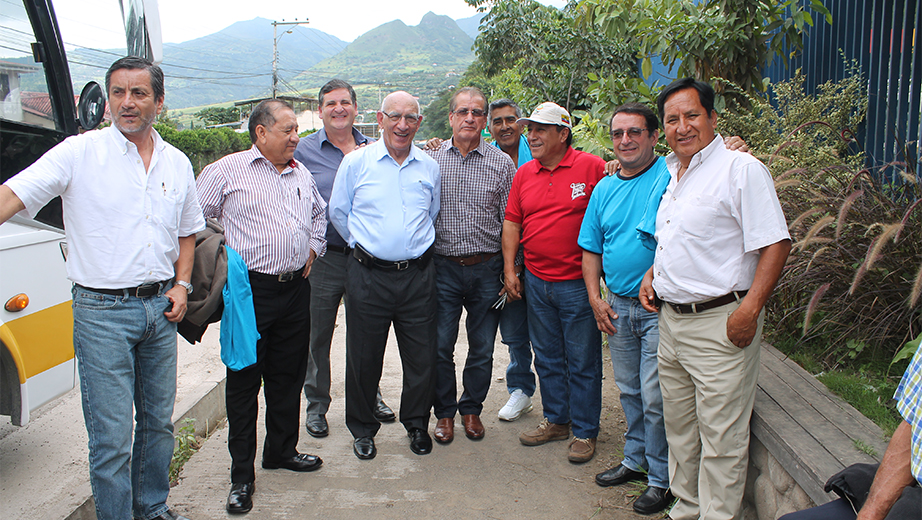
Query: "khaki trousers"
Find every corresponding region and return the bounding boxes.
[658,301,762,520]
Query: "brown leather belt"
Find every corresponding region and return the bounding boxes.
[439,252,500,267]
[667,290,748,314]
[77,280,170,298]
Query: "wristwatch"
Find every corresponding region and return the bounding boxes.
[176,280,193,294]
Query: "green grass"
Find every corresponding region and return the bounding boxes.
[852,438,879,458]
[815,370,902,436]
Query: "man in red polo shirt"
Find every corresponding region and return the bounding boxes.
[502,102,606,463]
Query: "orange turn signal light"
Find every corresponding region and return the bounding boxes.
[5,294,29,312]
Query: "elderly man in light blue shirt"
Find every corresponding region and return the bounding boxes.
[329,90,440,460]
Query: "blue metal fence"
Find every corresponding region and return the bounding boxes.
[763,0,921,182]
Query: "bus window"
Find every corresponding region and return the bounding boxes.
[0,3,55,131]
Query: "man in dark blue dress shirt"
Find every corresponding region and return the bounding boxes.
[293,80,394,439]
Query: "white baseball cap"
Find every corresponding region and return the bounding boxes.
[516,102,572,128]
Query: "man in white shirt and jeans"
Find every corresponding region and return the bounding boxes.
[0,56,204,520]
[639,77,791,520]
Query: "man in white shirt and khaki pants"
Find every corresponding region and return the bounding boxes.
[639,77,791,520]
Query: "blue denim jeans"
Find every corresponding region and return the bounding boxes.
[523,270,602,438]
[607,293,668,488]
[499,297,536,396]
[72,285,177,520]
[433,254,503,417]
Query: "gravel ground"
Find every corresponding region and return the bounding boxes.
[166,306,658,520]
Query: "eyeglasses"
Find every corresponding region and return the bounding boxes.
[452,108,486,118]
[610,127,648,140]
[383,112,420,125]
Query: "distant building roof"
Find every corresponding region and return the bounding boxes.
[19,91,111,123]
[0,60,41,74]
[234,95,318,107]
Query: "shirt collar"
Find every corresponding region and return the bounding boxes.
[448,135,487,156]
[372,138,420,165]
[318,127,371,148]
[245,144,296,174]
[665,133,724,173]
[536,146,575,172]
[108,125,163,155]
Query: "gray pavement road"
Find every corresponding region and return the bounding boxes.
[168,305,653,520]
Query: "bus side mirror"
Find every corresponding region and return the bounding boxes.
[77,82,106,131]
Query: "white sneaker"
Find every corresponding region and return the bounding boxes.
[498,389,533,421]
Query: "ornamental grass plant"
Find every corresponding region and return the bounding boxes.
[720,69,921,418]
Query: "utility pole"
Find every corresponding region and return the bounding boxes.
[271,19,309,98]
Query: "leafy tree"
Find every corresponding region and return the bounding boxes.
[570,0,832,153]
[157,105,178,129]
[195,106,239,126]
[575,0,832,96]
[419,70,500,140]
[467,0,636,113]
[420,87,453,140]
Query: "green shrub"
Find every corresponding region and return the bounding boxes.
[719,68,922,373]
[156,124,252,175]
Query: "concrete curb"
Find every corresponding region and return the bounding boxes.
[63,377,227,520]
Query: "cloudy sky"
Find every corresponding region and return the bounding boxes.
[50,0,567,49]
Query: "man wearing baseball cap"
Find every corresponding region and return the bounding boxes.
[501,102,606,463]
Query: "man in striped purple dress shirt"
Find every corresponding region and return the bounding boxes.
[197,99,327,514]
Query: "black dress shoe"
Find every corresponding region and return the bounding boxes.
[226,482,254,514]
[633,486,675,515]
[374,399,396,422]
[261,453,322,472]
[407,427,432,455]
[595,465,646,487]
[305,413,329,438]
[150,510,191,520]
[353,437,376,459]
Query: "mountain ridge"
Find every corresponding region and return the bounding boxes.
[39,13,479,110]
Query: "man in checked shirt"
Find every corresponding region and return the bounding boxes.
[425,86,517,444]
[196,99,327,514]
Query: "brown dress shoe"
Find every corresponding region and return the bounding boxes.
[434,417,454,444]
[462,414,485,440]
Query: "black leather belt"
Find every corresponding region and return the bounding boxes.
[439,252,500,267]
[77,280,170,298]
[353,243,433,271]
[667,290,748,314]
[327,245,351,255]
[248,267,305,283]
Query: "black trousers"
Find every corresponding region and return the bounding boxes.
[344,254,437,438]
[226,274,310,483]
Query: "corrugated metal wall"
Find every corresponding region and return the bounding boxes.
[764,0,920,182]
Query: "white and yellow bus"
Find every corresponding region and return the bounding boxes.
[0,0,161,425]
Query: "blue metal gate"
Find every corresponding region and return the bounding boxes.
[764,0,920,182]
